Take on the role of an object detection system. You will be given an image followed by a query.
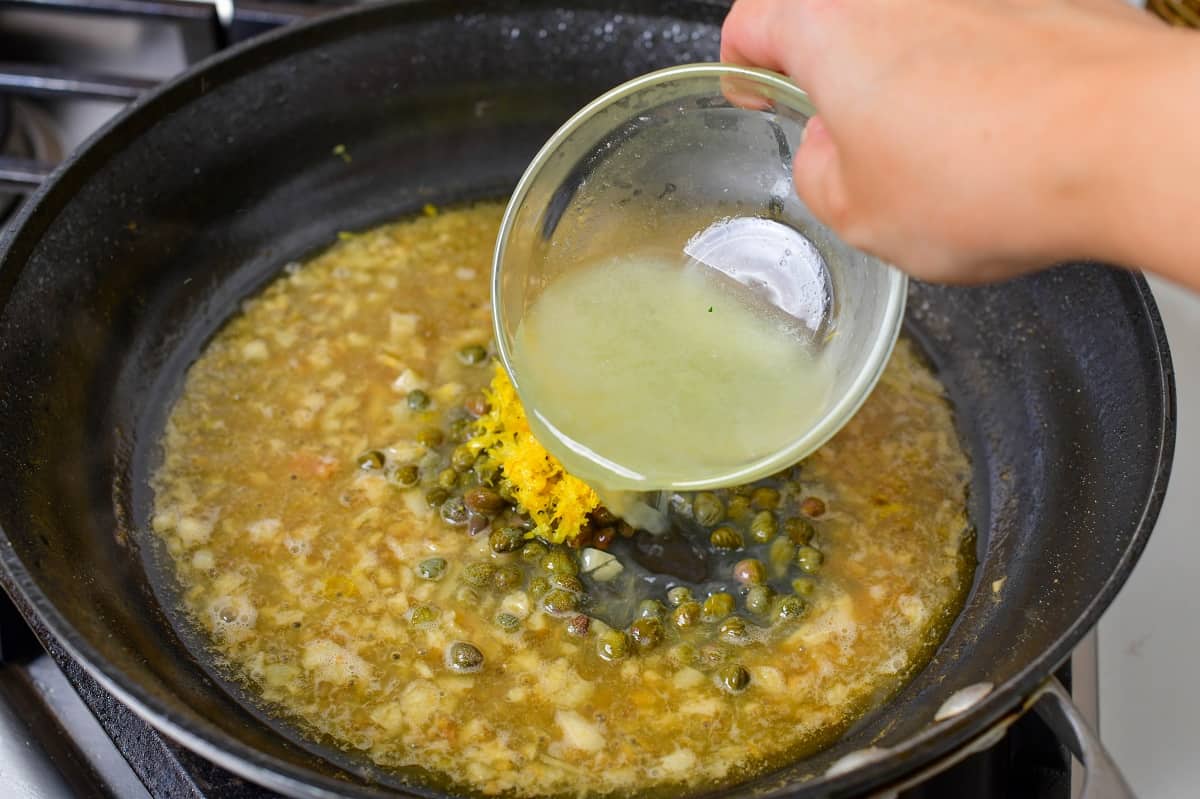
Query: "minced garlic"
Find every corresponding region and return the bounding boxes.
[473,365,598,543]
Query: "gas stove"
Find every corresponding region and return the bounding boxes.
[0,1,1190,798]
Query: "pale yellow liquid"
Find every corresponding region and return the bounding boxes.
[510,253,833,491]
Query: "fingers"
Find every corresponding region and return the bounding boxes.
[720,0,791,74]
[792,116,853,236]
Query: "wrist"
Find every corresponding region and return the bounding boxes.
[1059,28,1200,279]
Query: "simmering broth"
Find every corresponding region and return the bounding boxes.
[151,202,974,797]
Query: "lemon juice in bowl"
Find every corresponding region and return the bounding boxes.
[493,64,906,516]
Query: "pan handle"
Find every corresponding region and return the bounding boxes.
[861,675,1136,798]
[1032,676,1138,799]
[0,156,52,194]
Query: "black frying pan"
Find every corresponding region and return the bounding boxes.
[0,1,1174,797]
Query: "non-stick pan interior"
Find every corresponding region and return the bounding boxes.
[0,1,1173,797]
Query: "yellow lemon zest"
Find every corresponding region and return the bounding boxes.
[473,365,598,543]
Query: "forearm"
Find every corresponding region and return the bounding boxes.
[720,0,1200,289]
[1088,29,1200,289]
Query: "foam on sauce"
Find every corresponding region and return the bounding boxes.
[151,203,974,797]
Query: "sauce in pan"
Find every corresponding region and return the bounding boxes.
[151,203,974,797]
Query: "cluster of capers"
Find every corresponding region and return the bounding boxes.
[678,481,827,553]
[588,578,808,693]
[565,506,637,552]
[381,371,834,696]
[593,594,757,694]
[415,536,593,635]
[671,475,830,613]
[356,342,536,537]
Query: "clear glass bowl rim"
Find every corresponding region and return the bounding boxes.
[492,62,908,490]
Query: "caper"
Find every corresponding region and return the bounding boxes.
[409,605,440,628]
[591,506,619,527]
[391,463,420,487]
[567,614,591,636]
[521,541,548,563]
[697,643,729,669]
[542,589,578,617]
[791,576,817,596]
[464,392,490,417]
[716,664,751,694]
[636,599,666,619]
[667,643,697,668]
[528,575,551,599]
[775,595,806,621]
[710,527,743,551]
[671,601,702,629]
[474,458,499,484]
[729,485,752,498]
[785,517,815,545]
[356,449,385,470]
[801,496,827,518]
[768,537,795,575]
[417,427,444,448]
[451,444,477,471]
[497,479,518,504]
[597,629,630,661]
[457,344,488,365]
[702,592,735,621]
[448,418,473,444]
[751,487,781,510]
[462,561,495,588]
[629,617,665,651]
[489,526,525,554]
[718,616,751,646]
[550,573,584,595]
[493,564,523,592]
[445,641,484,673]
[726,495,752,521]
[666,586,694,607]
[436,468,458,490]
[465,486,505,515]
[440,497,469,526]
[593,527,616,549]
[425,487,449,508]
[693,493,725,527]
[495,612,521,632]
[416,557,447,581]
[745,585,774,615]
[749,510,778,543]
[406,389,430,411]
[796,545,824,574]
[732,558,767,585]
[541,550,579,576]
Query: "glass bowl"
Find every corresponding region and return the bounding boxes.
[492,63,906,490]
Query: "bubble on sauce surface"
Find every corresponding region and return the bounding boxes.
[284,537,311,557]
[207,594,258,642]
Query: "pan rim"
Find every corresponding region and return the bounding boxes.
[0,1,1176,797]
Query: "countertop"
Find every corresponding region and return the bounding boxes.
[1099,275,1199,799]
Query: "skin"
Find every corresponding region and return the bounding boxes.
[720,0,1200,290]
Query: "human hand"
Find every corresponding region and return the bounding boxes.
[721,0,1180,284]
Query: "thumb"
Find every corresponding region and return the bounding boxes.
[793,116,851,230]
